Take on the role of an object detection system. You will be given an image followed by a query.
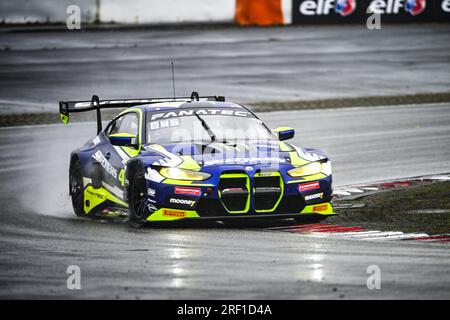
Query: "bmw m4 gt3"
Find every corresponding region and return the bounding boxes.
[60,92,333,226]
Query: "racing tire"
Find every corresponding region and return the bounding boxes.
[70,159,87,217]
[128,165,149,227]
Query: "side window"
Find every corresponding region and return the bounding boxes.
[108,113,139,137]
[107,117,122,136]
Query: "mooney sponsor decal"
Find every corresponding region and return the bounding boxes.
[150,109,249,121]
[169,198,196,207]
[174,186,201,196]
[298,181,320,192]
[92,151,118,179]
[305,192,324,201]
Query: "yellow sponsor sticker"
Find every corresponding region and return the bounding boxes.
[162,210,187,218]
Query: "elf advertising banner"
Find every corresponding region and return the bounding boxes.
[292,0,450,24]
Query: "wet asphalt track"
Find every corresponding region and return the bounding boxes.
[0,103,450,299]
[0,24,450,113]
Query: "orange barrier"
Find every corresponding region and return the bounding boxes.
[235,0,283,26]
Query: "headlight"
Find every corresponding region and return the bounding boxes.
[287,161,332,177]
[158,167,211,181]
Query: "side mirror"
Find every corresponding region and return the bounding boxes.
[109,133,138,147]
[273,127,295,141]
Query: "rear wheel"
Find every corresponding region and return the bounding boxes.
[70,159,87,217]
[128,166,149,227]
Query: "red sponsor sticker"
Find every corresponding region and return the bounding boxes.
[174,186,201,196]
[298,181,320,192]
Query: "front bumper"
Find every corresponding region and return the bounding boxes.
[145,202,334,222]
[146,174,333,220]
[145,212,336,228]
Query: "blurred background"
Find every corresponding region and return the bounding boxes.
[1,0,449,25]
[0,0,449,116]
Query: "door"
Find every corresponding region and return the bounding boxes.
[103,111,142,191]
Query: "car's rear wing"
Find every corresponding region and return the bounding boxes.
[59,91,225,134]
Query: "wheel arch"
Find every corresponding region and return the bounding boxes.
[125,157,145,204]
[69,153,81,196]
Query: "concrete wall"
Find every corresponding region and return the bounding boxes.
[1,0,448,26]
[0,0,97,23]
[101,0,235,24]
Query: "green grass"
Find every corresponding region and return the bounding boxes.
[331,181,450,235]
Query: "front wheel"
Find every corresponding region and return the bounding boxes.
[128,166,149,227]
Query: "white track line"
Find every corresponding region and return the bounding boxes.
[361,187,379,191]
[317,230,432,241]
[336,231,404,239]
[427,175,450,180]
[354,232,406,239]
[333,191,352,196]
[374,233,429,240]
[344,188,365,193]
[329,231,381,237]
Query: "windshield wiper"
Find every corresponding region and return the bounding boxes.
[193,112,217,142]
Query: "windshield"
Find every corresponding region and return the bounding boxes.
[146,110,274,144]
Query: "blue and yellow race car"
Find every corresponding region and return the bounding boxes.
[60,92,333,226]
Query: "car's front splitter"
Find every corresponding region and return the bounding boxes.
[145,202,334,222]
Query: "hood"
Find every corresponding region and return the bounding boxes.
[142,140,287,167]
